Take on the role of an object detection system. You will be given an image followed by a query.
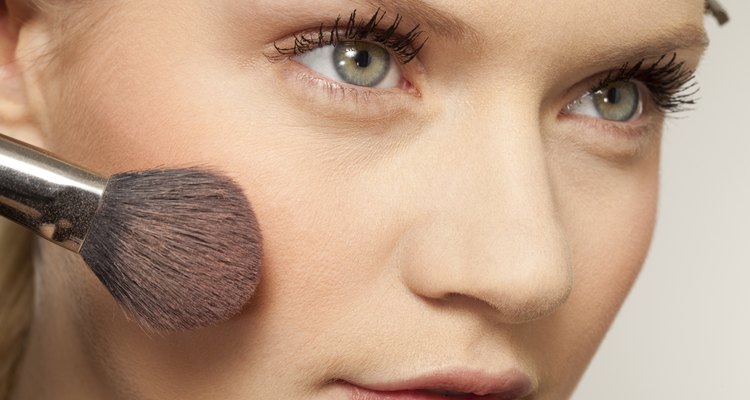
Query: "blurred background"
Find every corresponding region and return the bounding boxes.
[574,1,750,398]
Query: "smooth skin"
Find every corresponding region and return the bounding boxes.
[1,0,707,399]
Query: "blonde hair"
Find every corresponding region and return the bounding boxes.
[0,220,33,399]
[0,1,61,397]
[0,2,116,397]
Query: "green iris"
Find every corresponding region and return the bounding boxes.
[593,81,641,122]
[333,41,391,87]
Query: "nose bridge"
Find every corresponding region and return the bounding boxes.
[398,101,572,324]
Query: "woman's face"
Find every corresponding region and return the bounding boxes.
[21,0,707,399]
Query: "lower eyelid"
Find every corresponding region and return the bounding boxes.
[276,38,424,96]
[275,58,423,122]
[294,44,405,90]
[556,112,663,161]
[290,57,419,97]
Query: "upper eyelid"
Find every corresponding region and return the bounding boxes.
[548,52,698,117]
[588,54,698,113]
[267,9,428,64]
[558,62,690,124]
[265,33,419,71]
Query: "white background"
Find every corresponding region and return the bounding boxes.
[574,1,750,398]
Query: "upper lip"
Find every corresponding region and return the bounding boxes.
[348,369,534,399]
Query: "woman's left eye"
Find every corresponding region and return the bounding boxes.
[294,40,402,88]
[566,80,644,122]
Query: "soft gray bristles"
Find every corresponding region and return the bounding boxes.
[79,167,262,332]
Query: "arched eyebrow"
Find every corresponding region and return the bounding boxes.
[364,0,715,50]
[585,24,710,67]
[363,0,479,40]
[359,0,710,77]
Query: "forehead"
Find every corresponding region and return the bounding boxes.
[375,0,705,50]
[421,0,705,31]
[251,0,707,59]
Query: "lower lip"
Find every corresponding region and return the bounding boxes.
[345,384,526,400]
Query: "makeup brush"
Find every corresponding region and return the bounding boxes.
[0,132,262,331]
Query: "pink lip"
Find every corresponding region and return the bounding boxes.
[342,370,534,400]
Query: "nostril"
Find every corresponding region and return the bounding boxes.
[458,274,573,324]
[468,244,574,323]
[397,211,573,324]
[489,253,574,323]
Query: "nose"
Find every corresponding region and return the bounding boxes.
[396,106,573,324]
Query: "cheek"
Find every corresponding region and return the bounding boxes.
[528,147,660,396]
[39,3,280,177]
[32,15,398,394]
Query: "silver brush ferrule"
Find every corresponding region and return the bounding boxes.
[0,133,108,252]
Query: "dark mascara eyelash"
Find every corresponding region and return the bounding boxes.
[272,8,428,64]
[591,53,699,113]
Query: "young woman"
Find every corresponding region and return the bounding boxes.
[0,0,721,399]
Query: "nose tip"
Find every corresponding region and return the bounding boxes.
[466,227,573,323]
[392,101,574,324]
[399,215,573,324]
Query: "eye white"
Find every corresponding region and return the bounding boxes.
[566,84,645,122]
[566,92,600,117]
[294,44,402,89]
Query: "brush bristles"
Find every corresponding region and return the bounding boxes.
[79,167,262,331]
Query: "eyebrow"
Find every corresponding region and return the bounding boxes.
[362,0,708,60]
[586,24,710,67]
[362,0,479,39]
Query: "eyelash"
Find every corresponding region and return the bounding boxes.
[270,11,697,126]
[271,8,428,64]
[591,53,699,114]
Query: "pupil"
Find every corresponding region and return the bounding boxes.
[332,41,390,87]
[605,87,621,104]
[354,51,372,68]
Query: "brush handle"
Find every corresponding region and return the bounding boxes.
[0,133,107,252]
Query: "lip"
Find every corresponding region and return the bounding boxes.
[342,369,534,400]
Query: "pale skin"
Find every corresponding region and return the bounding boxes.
[1,0,707,399]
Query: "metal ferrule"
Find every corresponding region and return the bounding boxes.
[0,133,108,253]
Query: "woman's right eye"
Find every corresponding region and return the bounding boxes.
[294,40,403,89]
